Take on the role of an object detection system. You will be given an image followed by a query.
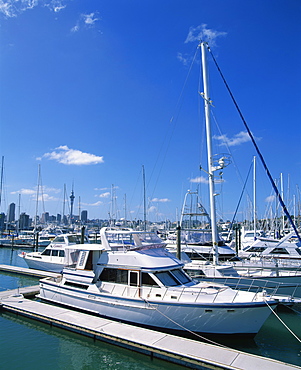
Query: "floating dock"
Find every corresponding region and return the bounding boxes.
[0,285,299,370]
[0,264,60,278]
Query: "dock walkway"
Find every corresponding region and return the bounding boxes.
[0,264,60,278]
[0,286,299,370]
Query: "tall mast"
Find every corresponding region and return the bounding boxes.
[0,156,4,210]
[142,165,146,231]
[200,42,219,265]
[35,164,41,231]
[253,156,257,239]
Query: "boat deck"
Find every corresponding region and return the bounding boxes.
[0,286,299,370]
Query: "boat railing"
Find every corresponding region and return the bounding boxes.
[100,280,276,304]
[195,275,301,301]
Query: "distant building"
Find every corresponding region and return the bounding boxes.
[0,213,5,231]
[57,214,61,223]
[41,212,49,223]
[19,213,30,230]
[63,215,68,225]
[8,203,15,222]
[81,210,88,223]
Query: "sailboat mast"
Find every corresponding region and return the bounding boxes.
[253,156,257,240]
[35,164,41,231]
[200,42,219,265]
[142,165,147,231]
[0,156,4,209]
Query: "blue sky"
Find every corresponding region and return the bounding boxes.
[0,0,300,223]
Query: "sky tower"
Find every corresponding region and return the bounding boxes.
[70,185,75,223]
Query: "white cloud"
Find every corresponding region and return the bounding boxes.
[11,188,36,195]
[83,12,98,25]
[213,131,255,147]
[82,201,103,207]
[190,176,208,184]
[151,198,170,203]
[265,195,276,203]
[10,186,61,202]
[71,12,99,32]
[185,24,227,46]
[177,52,191,66]
[99,192,110,198]
[0,0,66,18]
[41,145,104,165]
[148,206,157,213]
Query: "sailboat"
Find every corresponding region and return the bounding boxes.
[176,42,301,302]
[165,189,236,261]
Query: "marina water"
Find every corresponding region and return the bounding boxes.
[0,247,300,369]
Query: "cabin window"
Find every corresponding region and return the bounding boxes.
[64,281,89,290]
[59,250,65,257]
[270,248,289,255]
[129,271,138,286]
[184,269,205,277]
[41,249,51,256]
[54,237,65,243]
[99,268,128,284]
[171,269,192,284]
[68,235,82,244]
[52,250,59,257]
[141,273,159,287]
[154,271,179,286]
[245,246,266,253]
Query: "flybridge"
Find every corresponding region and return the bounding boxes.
[100,227,166,251]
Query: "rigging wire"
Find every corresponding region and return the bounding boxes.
[228,159,253,232]
[205,43,301,244]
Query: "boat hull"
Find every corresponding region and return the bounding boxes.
[39,279,275,335]
[24,257,64,272]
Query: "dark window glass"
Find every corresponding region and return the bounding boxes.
[142,273,159,286]
[99,268,128,284]
[41,249,51,256]
[270,248,289,255]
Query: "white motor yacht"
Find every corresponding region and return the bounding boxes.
[238,233,301,261]
[38,227,277,335]
[19,233,90,272]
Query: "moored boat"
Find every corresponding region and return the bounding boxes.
[19,233,90,272]
[38,227,277,335]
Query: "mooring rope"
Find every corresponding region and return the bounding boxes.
[265,301,301,343]
[144,300,231,349]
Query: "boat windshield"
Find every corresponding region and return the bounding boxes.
[182,230,218,244]
[154,268,191,287]
[67,235,89,244]
[106,231,163,249]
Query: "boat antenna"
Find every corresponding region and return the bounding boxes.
[206,43,301,244]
